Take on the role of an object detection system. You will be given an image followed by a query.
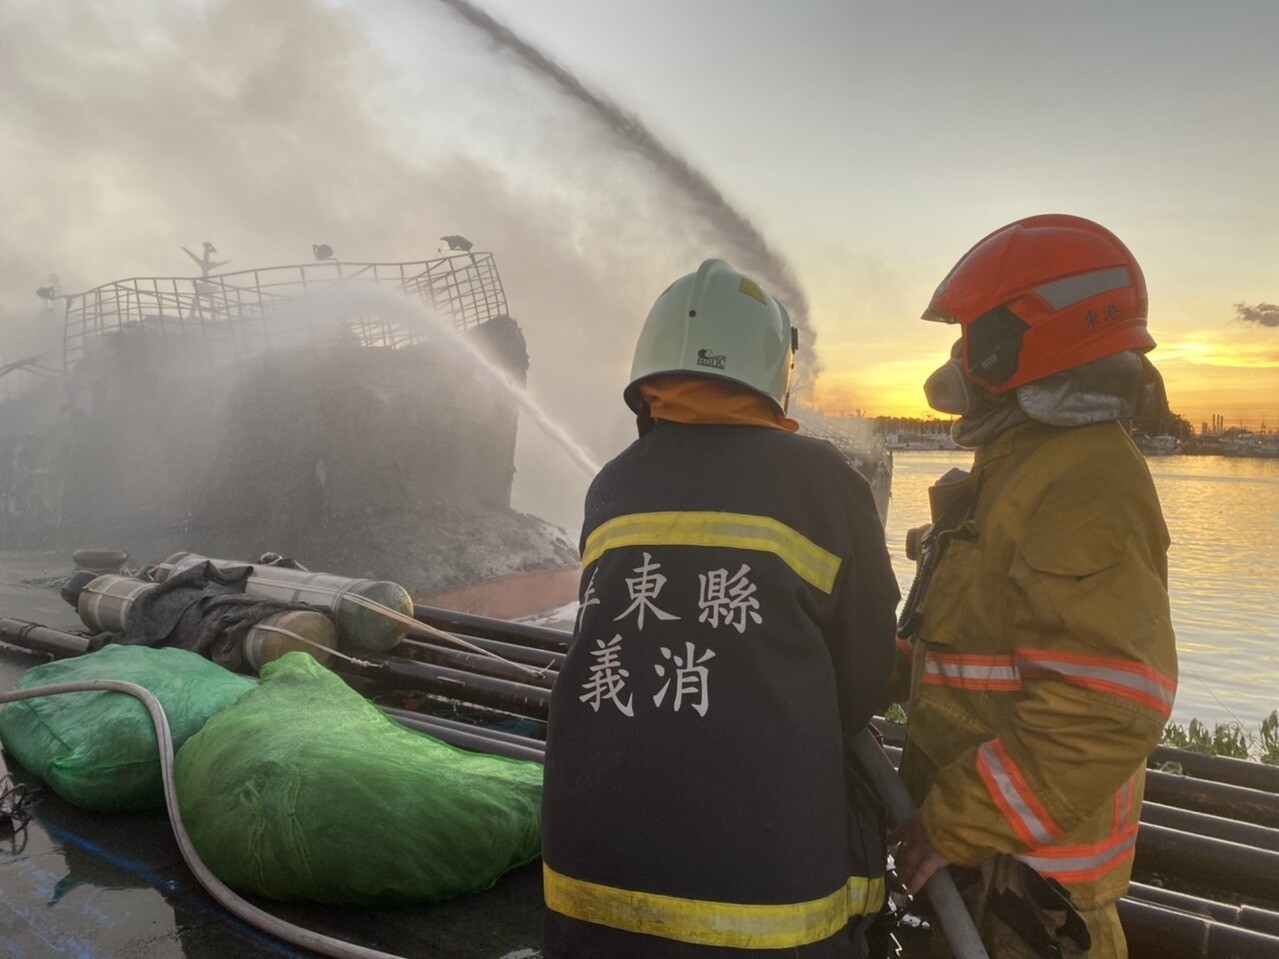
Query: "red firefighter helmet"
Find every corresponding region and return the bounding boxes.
[923,214,1154,392]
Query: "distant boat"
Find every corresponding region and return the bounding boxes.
[1134,432,1182,456]
[884,430,959,452]
[1220,430,1279,458]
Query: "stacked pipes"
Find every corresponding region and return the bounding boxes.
[8,565,1279,957]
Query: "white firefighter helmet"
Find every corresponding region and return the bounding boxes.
[624,258,796,414]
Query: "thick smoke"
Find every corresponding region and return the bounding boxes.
[0,0,814,530]
[432,0,817,379]
[1235,302,1279,328]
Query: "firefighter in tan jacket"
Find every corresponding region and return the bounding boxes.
[892,215,1178,958]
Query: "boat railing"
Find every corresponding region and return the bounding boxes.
[57,253,509,371]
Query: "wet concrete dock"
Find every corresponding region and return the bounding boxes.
[0,550,546,959]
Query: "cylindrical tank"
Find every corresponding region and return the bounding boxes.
[77,573,160,632]
[156,552,412,651]
[72,547,130,576]
[242,610,338,672]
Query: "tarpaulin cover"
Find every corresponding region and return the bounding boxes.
[174,652,543,904]
[0,644,254,811]
[119,560,317,671]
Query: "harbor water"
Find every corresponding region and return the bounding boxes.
[885,450,1279,730]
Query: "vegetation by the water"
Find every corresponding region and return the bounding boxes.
[1161,710,1279,765]
[861,405,1195,440]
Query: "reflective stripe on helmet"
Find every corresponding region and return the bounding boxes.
[921,215,1152,389]
[544,863,886,948]
[1034,267,1132,310]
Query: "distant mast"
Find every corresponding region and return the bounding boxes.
[180,241,229,278]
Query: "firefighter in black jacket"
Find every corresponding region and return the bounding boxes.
[542,259,900,958]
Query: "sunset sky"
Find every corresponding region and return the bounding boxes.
[471,0,1279,430]
[1,0,1276,525]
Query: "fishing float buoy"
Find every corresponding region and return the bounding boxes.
[77,573,159,632]
[71,547,130,576]
[241,610,338,672]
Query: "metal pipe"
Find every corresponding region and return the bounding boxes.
[0,617,94,657]
[1142,801,1279,854]
[1134,822,1279,903]
[383,710,544,764]
[1145,770,1279,830]
[413,604,570,654]
[380,705,545,751]
[336,652,550,720]
[404,633,564,671]
[1127,883,1279,939]
[1119,896,1279,959]
[1149,745,1279,796]
[394,637,556,688]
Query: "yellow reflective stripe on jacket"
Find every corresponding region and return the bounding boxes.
[581,511,841,594]
[543,864,885,949]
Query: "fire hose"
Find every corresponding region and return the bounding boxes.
[849,727,990,959]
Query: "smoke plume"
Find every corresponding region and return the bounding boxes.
[432,0,816,369]
[1235,302,1279,328]
[0,0,817,529]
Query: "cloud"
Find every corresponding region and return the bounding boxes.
[1234,302,1279,328]
[1157,336,1279,369]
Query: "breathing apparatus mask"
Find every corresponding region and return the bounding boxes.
[925,339,1168,447]
[924,340,1026,448]
[923,340,978,415]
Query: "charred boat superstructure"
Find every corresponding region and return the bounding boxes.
[0,250,575,591]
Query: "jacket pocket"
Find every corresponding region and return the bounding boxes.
[916,523,981,648]
[1013,505,1131,643]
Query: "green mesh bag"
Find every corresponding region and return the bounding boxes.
[0,644,254,811]
[173,651,543,904]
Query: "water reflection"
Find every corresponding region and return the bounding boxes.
[885,452,1279,728]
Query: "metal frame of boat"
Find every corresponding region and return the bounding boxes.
[55,253,509,371]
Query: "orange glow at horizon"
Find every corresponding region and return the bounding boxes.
[805,332,1279,430]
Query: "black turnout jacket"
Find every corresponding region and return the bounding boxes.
[542,421,899,958]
